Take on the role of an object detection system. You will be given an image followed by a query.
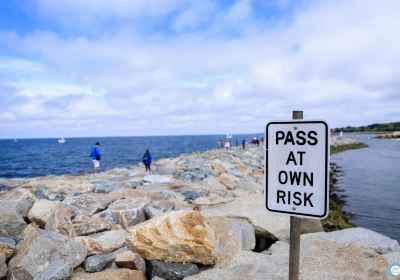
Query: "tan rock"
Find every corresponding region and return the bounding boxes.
[126,210,217,265]
[28,199,62,227]
[71,268,146,280]
[76,236,103,255]
[45,207,76,237]
[193,194,234,206]
[217,173,237,190]
[115,250,146,272]
[187,239,388,280]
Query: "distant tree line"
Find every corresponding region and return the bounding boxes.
[333,122,400,132]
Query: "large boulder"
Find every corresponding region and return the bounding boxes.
[0,206,26,237]
[76,236,104,256]
[106,199,149,228]
[201,192,321,241]
[0,188,36,218]
[63,194,104,221]
[71,268,146,280]
[126,210,217,265]
[187,239,388,280]
[302,227,400,254]
[8,226,87,279]
[0,237,16,259]
[207,216,255,266]
[34,179,96,200]
[73,216,112,236]
[147,260,199,280]
[28,199,62,227]
[45,207,76,237]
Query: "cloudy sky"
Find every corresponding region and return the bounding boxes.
[0,0,399,138]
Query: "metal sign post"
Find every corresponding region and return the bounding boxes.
[265,110,330,280]
[289,111,303,280]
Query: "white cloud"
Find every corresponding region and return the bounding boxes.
[1,0,400,138]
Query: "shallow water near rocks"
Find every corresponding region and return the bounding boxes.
[332,133,400,242]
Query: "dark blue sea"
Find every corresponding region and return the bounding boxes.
[0,134,259,178]
[332,133,400,241]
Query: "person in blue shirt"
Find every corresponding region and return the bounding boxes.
[90,142,101,175]
[143,149,152,172]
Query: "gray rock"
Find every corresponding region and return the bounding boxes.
[8,227,87,279]
[96,210,119,224]
[63,194,104,220]
[0,253,7,279]
[106,199,149,228]
[8,268,33,280]
[0,236,16,259]
[0,188,36,218]
[88,230,127,253]
[73,216,112,236]
[142,175,174,184]
[145,206,165,219]
[207,216,255,267]
[147,260,199,280]
[84,247,128,272]
[302,227,400,254]
[0,206,26,238]
[36,184,65,201]
[34,259,72,280]
[384,251,400,264]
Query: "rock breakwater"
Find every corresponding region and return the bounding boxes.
[0,138,397,279]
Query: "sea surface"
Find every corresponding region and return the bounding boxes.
[332,133,400,241]
[0,134,259,178]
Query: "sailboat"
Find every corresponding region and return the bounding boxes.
[58,137,66,144]
[339,130,343,138]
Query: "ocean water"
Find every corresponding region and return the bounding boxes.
[332,133,400,241]
[0,134,259,178]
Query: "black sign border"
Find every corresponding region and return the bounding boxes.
[265,120,329,219]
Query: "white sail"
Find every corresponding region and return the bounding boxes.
[58,137,66,144]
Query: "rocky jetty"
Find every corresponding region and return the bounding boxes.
[374,131,400,139]
[0,139,398,279]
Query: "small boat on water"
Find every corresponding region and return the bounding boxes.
[58,137,66,144]
[339,130,343,138]
[14,139,18,143]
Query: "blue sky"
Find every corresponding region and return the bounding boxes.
[0,0,399,138]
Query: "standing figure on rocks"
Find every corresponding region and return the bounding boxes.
[143,149,152,172]
[90,142,101,175]
[242,139,246,149]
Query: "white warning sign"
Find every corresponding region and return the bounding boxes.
[265,120,330,219]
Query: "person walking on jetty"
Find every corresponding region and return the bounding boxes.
[143,149,152,172]
[90,142,101,175]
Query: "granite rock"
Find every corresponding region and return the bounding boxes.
[126,210,217,265]
[8,227,87,279]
